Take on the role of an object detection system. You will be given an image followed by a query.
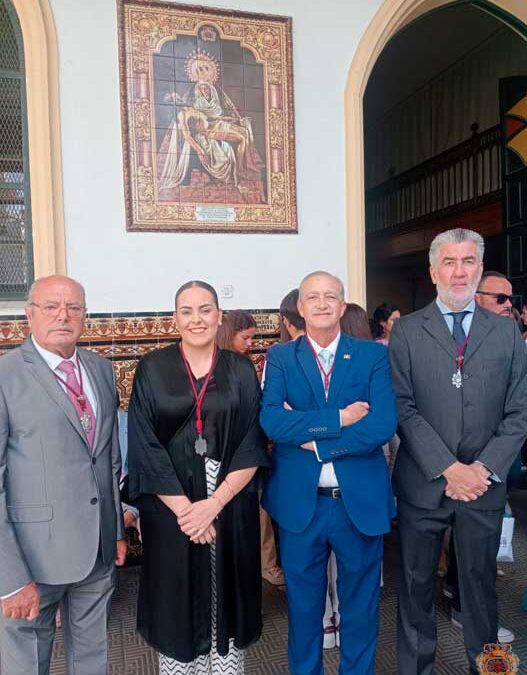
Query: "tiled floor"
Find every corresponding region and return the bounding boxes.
[48,489,527,674]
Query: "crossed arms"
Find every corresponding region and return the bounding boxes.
[260,346,397,460]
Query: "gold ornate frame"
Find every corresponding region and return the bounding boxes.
[117,0,297,233]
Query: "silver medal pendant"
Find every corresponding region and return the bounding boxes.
[451,369,463,389]
[80,411,93,432]
[195,435,207,456]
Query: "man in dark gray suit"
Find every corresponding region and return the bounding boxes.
[389,228,527,674]
[0,275,126,675]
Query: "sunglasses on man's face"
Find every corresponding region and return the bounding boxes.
[476,290,515,305]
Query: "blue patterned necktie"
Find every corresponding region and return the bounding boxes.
[448,311,469,347]
[318,349,333,371]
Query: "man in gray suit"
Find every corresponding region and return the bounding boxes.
[0,275,126,675]
[389,228,527,674]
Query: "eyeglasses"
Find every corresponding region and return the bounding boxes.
[29,302,86,318]
[476,291,515,305]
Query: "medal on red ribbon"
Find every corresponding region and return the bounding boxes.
[179,343,217,456]
[53,358,93,431]
[451,333,470,389]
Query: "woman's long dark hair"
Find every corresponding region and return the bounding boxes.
[216,310,257,351]
[340,303,372,340]
[372,302,399,339]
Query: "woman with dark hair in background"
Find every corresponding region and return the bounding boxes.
[216,308,284,587]
[372,302,400,346]
[340,303,373,340]
[216,310,257,356]
[128,281,269,675]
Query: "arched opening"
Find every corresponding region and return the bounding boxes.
[0,0,33,298]
[345,0,527,307]
[7,0,65,290]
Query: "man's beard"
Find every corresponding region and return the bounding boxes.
[437,279,479,311]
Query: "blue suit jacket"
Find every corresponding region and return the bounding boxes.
[260,334,397,536]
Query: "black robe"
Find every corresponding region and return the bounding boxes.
[127,344,269,662]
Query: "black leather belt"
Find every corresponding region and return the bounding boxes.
[317,487,341,498]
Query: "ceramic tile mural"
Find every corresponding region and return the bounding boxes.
[0,310,280,408]
[118,0,297,232]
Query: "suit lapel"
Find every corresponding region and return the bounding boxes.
[463,305,493,366]
[21,338,89,448]
[296,337,327,408]
[422,302,458,361]
[327,335,354,405]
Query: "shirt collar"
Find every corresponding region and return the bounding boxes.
[306,331,341,357]
[31,335,78,371]
[435,296,475,316]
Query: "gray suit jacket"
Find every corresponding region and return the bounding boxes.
[0,338,124,596]
[389,301,527,511]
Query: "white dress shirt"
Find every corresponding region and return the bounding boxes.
[306,333,340,488]
[435,297,475,336]
[32,336,98,415]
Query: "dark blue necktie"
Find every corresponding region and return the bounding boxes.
[448,311,469,347]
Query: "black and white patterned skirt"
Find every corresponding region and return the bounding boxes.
[159,458,244,675]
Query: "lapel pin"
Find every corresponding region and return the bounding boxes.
[343,353,351,359]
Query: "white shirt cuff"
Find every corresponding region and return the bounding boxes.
[123,503,139,518]
[312,441,322,462]
[475,461,501,482]
[1,585,26,600]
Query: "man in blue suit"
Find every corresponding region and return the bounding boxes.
[261,271,397,675]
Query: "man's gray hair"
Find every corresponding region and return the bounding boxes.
[298,271,345,300]
[429,228,484,267]
[26,275,86,307]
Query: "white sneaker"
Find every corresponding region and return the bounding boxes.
[451,610,514,644]
[498,626,515,643]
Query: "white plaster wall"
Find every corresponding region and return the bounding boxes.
[49,0,381,312]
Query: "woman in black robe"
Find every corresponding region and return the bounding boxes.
[127,280,269,674]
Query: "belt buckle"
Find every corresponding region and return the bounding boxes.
[331,488,340,499]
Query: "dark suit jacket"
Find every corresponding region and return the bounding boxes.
[260,333,397,535]
[389,301,527,511]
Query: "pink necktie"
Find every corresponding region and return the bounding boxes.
[57,360,96,447]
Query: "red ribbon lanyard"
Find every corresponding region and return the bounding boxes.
[53,357,88,410]
[306,339,335,395]
[455,333,470,371]
[179,343,217,437]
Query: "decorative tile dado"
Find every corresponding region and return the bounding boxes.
[0,310,280,408]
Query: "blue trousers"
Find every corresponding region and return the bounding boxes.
[280,495,383,675]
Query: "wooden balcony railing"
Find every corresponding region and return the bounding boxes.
[366,123,502,235]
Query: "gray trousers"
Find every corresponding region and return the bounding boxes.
[0,556,115,675]
[396,498,502,675]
